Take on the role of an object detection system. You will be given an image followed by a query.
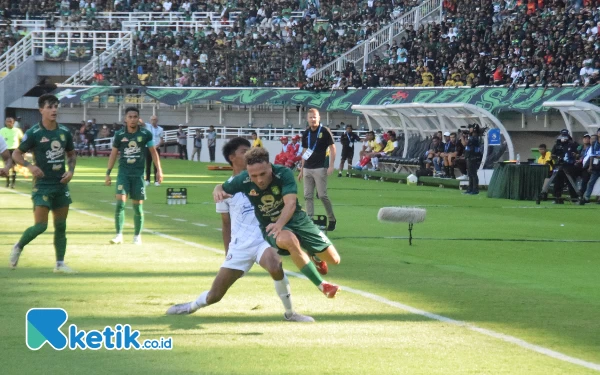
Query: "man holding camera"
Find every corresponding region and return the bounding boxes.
[551,129,580,203]
[461,124,482,195]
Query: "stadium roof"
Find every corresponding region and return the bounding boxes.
[542,100,600,135]
[351,103,515,168]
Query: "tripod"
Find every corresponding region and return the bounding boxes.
[536,165,583,205]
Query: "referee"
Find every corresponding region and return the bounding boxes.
[298,108,337,231]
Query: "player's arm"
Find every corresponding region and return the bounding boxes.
[149,146,163,183]
[0,149,12,177]
[60,150,77,184]
[214,175,243,202]
[221,212,232,254]
[12,149,43,178]
[105,147,119,186]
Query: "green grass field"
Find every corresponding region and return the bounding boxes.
[1,158,599,374]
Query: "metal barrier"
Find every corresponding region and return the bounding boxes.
[31,30,131,57]
[310,0,442,81]
[0,33,34,79]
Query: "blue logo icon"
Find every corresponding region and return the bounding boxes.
[26,308,69,350]
[26,308,172,351]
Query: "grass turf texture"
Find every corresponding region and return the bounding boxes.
[0,158,599,374]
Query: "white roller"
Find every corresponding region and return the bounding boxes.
[377,207,426,224]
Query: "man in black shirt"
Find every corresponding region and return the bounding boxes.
[299,108,337,231]
[338,124,361,177]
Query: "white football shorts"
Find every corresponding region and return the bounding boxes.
[221,238,271,274]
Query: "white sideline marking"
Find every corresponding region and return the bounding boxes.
[214,228,222,231]
[193,223,207,227]
[154,214,169,218]
[2,188,599,372]
[173,218,187,222]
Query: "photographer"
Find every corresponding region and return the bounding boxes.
[551,129,580,203]
[461,124,483,195]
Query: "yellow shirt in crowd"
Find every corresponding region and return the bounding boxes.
[252,138,264,148]
[537,151,553,170]
[0,127,23,149]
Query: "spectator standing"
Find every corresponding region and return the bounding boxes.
[191,129,204,161]
[583,130,600,202]
[251,131,263,147]
[84,120,98,157]
[299,108,337,231]
[0,117,23,188]
[177,124,188,160]
[338,124,360,177]
[145,115,164,186]
[207,125,217,162]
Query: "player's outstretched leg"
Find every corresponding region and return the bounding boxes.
[275,230,340,299]
[166,268,243,315]
[259,247,315,322]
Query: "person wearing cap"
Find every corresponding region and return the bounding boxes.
[206,125,217,162]
[299,108,337,231]
[177,124,188,160]
[286,135,303,169]
[274,136,292,166]
[338,124,361,178]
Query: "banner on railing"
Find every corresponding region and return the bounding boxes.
[44,44,68,62]
[68,43,93,62]
[53,86,600,115]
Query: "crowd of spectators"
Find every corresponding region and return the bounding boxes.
[4,0,600,88]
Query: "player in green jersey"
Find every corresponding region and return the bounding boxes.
[105,107,163,245]
[213,147,341,298]
[9,94,78,273]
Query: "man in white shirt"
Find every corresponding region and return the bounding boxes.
[580,61,594,85]
[145,115,164,186]
[163,1,172,12]
[0,136,14,178]
[166,138,314,322]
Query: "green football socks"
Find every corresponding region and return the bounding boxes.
[54,219,67,261]
[18,222,48,249]
[133,203,144,236]
[115,201,125,234]
[300,262,324,287]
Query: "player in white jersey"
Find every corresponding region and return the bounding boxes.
[0,136,14,177]
[166,138,314,322]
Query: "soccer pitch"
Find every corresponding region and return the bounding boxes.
[1,158,599,374]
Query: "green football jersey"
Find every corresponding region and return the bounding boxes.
[18,123,74,187]
[222,164,304,229]
[112,127,154,177]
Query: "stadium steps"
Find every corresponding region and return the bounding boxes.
[310,0,443,81]
[0,33,34,81]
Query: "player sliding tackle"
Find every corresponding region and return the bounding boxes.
[166,138,314,321]
[213,146,341,298]
[105,107,163,245]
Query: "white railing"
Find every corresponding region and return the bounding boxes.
[63,33,133,85]
[92,11,241,24]
[122,20,234,32]
[32,31,131,58]
[310,0,442,81]
[0,33,34,79]
[12,19,47,30]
